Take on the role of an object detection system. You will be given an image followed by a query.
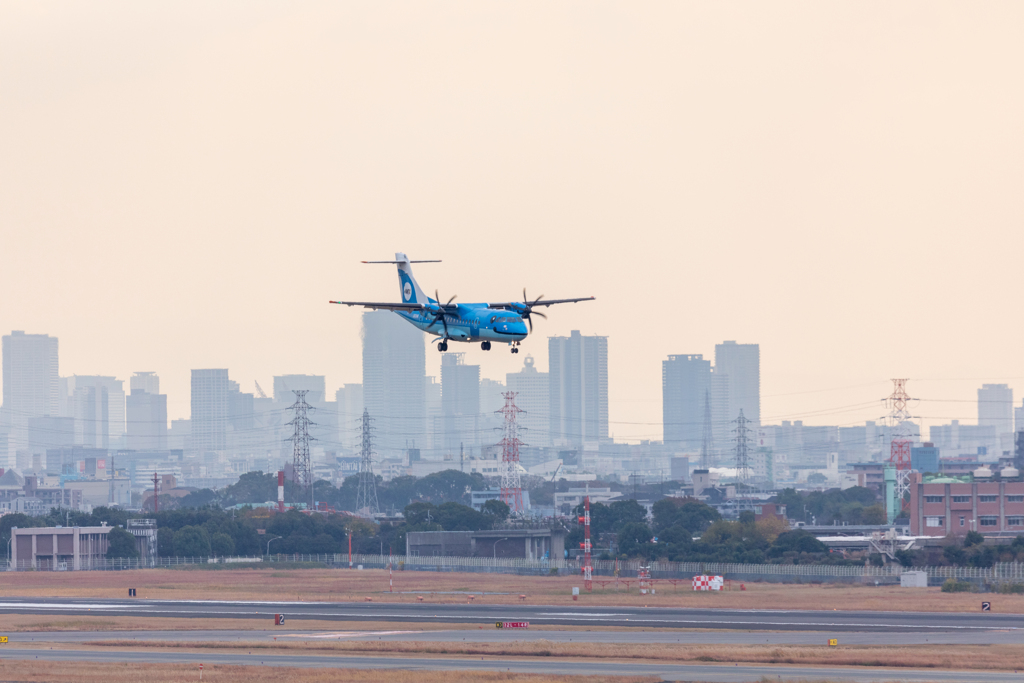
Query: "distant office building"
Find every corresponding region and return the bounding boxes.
[65,376,125,449]
[274,375,326,403]
[549,331,608,445]
[911,443,940,473]
[191,369,230,456]
[1,331,59,457]
[506,355,549,447]
[441,354,479,416]
[709,367,730,463]
[127,372,167,451]
[930,420,998,459]
[662,354,711,451]
[979,384,1014,436]
[480,379,506,415]
[715,340,760,426]
[130,372,160,395]
[362,311,426,456]
[335,383,364,452]
[27,416,75,460]
[440,353,480,452]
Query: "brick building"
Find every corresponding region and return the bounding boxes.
[909,473,1024,537]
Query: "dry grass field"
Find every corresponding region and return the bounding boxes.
[0,661,659,683]
[72,639,1024,672]
[1,567,1022,613]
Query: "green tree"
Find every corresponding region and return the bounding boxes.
[210,532,235,556]
[173,525,211,557]
[403,502,437,526]
[964,530,984,547]
[482,499,511,521]
[616,522,653,558]
[157,527,175,556]
[105,527,140,559]
[434,501,489,531]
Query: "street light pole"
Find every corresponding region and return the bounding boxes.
[493,537,508,559]
[267,536,281,557]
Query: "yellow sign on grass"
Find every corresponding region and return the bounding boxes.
[0,636,8,644]
[828,639,838,647]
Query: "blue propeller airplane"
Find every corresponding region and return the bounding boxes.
[330,253,594,353]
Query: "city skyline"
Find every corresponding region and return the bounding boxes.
[2,325,1021,451]
[2,3,1023,442]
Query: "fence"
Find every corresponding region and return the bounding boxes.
[6,552,1024,583]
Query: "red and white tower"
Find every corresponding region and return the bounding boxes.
[885,379,914,511]
[277,470,285,512]
[497,392,525,514]
[579,496,593,592]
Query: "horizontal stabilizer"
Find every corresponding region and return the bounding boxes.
[362,260,441,264]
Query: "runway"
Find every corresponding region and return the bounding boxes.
[9,627,1024,646]
[0,597,1020,632]
[0,647,1018,682]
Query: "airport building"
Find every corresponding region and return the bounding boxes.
[10,519,157,570]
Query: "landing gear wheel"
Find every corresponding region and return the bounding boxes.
[481,341,491,351]
[438,341,449,352]
[511,346,519,354]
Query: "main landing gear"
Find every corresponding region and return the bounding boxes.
[437,340,449,352]
[481,341,491,351]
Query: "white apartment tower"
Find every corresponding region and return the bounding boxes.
[978,384,1014,436]
[549,331,608,446]
[715,341,760,427]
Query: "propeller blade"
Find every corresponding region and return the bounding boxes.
[527,316,533,332]
[533,310,547,319]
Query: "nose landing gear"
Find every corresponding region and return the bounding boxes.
[510,341,520,354]
[481,341,491,351]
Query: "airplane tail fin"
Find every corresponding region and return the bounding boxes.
[361,254,439,304]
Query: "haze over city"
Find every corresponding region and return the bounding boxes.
[2,2,1022,442]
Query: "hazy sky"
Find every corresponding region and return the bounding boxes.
[2,2,1022,442]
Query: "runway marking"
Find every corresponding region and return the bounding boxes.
[281,631,420,639]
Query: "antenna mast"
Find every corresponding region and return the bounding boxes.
[733,409,752,484]
[287,390,316,509]
[357,409,379,515]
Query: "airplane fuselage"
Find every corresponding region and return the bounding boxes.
[397,304,529,343]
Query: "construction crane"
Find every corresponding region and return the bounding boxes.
[549,461,562,482]
[255,381,268,399]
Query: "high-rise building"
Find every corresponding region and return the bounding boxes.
[362,311,426,456]
[130,372,160,395]
[191,369,230,456]
[1,331,59,458]
[662,354,711,451]
[506,354,549,447]
[715,340,760,426]
[978,384,1014,436]
[126,372,167,451]
[709,367,730,464]
[440,353,480,452]
[65,376,125,449]
[549,331,608,445]
[335,383,364,452]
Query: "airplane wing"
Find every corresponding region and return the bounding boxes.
[494,296,596,309]
[527,296,596,307]
[329,300,424,311]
